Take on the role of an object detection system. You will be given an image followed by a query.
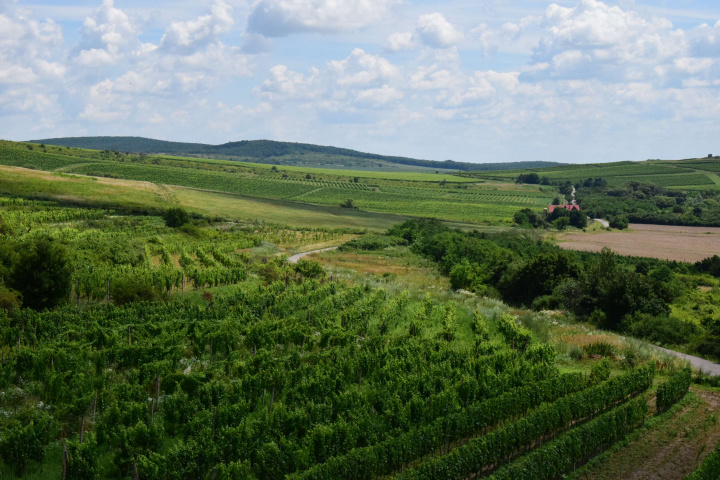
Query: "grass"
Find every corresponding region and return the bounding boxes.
[0,140,560,227]
[569,387,720,480]
[469,157,720,191]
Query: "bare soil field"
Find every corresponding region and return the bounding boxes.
[558,223,720,262]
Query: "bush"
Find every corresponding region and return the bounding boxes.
[609,214,629,229]
[0,285,22,313]
[10,236,71,310]
[110,277,158,305]
[294,259,326,279]
[622,313,699,345]
[163,208,189,228]
[340,199,358,209]
[340,235,407,251]
[65,435,98,480]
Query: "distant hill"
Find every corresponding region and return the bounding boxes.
[29,136,564,172]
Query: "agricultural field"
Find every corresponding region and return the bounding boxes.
[2,171,720,479]
[0,140,556,226]
[469,157,720,191]
[557,223,720,263]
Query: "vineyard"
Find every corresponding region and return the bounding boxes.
[469,158,720,191]
[1,139,718,479]
[0,141,555,225]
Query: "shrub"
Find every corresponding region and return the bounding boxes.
[163,208,189,228]
[294,259,326,279]
[609,214,629,229]
[111,277,158,305]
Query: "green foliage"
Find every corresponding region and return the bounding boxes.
[340,235,406,251]
[609,214,629,229]
[110,276,159,305]
[9,235,72,310]
[294,259,326,279]
[0,285,22,313]
[0,411,56,475]
[656,367,692,413]
[685,440,720,480]
[66,435,99,480]
[163,207,190,228]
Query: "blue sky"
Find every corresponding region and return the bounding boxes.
[1,0,719,164]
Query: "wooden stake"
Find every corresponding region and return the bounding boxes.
[62,443,69,480]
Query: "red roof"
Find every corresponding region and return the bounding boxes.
[548,204,580,213]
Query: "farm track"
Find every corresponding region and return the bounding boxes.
[287,247,339,264]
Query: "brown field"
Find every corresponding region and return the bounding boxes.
[558,223,720,262]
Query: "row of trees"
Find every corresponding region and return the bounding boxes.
[388,219,677,331]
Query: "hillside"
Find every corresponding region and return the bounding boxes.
[28,136,564,172]
[469,157,720,189]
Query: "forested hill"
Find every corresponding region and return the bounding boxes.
[28,136,564,172]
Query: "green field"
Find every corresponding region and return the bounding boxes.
[469,157,720,190]
[0,140,555,226]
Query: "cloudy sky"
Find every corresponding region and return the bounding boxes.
[1,0,719,164]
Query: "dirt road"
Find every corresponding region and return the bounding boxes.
[287,247,338,264]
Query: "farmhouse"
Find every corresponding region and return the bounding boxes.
[548,204,580,213]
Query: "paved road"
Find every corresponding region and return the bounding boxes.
[287,247,338,264]
[655,346,720,376]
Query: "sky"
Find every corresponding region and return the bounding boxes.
[0,0,719,164]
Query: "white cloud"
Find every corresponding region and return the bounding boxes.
[415,13,463,49]
[385,31,415,52]
[355,85,403,105]
[386,13,463,53]
[529,0,688,82]
[73,0,140,66]
[161,0,234,53]
[259,65,321,100]
[329,48,400,87]
[247,0,400,37]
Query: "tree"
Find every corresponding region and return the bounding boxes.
[10,236,71,310]
[340,199,357,209]
[163,208,189,228]
[609,214,629,230]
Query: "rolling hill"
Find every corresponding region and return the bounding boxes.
[28,136,564,173]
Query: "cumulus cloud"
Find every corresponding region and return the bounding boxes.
[526,0,688,82]
[415,13,463,49]
[161,0,234,53]
[248,0,400,37]
[386,13,463,52]
[329,48,400,86]
[73,0,140,66]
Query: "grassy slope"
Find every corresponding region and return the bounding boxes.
[470,158,720,190]
[0,141,557,225]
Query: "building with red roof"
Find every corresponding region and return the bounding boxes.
[548,204,580,213]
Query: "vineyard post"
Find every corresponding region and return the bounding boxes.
[106,278,110,302]
[80,414,85,443]
[62,443,69,480]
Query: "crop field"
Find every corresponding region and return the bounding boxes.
[0,141,556,226]
[469,158,720,190]
[557,223,720,262]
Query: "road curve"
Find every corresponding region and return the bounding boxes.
[287,247,338,264]
[655,346,720,377]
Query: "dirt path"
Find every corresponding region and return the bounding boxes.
[287,247,338,264]
[655,346,720,376]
